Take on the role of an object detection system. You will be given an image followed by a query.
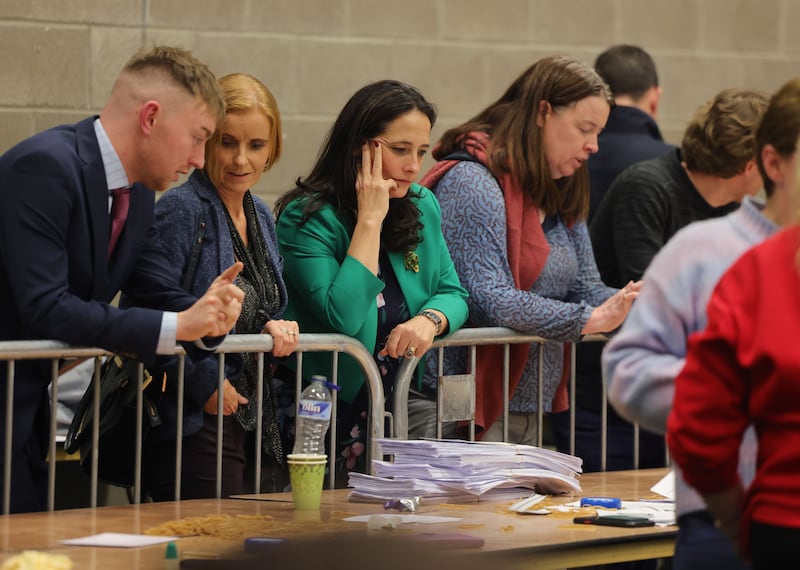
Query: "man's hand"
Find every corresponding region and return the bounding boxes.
[176,262,244,340]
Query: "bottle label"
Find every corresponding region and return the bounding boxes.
[297,399,332,421]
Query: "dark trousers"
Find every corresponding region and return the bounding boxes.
[144,413,248,501]
[750,520,800,569]
[550,405,666,472]
[674,511,749,570]
[0,378,50,513]
[1,428,48,513]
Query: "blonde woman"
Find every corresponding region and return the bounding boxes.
[143,74,298,499]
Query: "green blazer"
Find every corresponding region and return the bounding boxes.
[276,184,469,403]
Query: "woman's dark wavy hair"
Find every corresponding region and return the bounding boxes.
[433,55,611,223]
[275,80,436,252]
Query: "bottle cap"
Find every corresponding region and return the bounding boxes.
[165,541,178,560]
[309,375,341,391]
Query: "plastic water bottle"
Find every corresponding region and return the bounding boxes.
[292,375,339,456]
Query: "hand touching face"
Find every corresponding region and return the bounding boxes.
[371,109,431,198]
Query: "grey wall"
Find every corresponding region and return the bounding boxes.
[2,0,799,205]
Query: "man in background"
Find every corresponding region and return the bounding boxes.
[587,44,675,221]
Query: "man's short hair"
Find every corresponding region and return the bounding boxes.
[594,45,658,100]
[682,88,769,178]
[122,45,225,123]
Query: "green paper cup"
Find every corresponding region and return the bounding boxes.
[288,454,327,510]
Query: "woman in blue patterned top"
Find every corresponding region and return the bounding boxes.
[417,56,641,444]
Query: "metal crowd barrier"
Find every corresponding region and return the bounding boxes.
[394,327,659,471]
[0,334,384,514]
[0,328,664,515]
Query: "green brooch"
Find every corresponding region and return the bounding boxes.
[404,250,419,273]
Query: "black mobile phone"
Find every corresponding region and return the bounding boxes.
[573,515,655,528]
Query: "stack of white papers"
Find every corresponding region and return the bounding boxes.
[348,438,582,502]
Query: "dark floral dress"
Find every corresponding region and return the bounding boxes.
[335,250,409,483]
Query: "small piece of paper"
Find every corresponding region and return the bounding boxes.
[60,532,178,548]
[650,470,676,500]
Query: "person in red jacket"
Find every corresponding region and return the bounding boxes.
[668,205,800,568]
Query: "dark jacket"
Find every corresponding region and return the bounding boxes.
[0,116,197,511]
[149,170,288,439]
[587,106,675,222]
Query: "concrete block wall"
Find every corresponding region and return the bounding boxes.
[2,0,799,206]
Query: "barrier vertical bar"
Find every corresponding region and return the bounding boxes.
[174,355,185,501]
[215,353,225,499]
[329,351,339,490]
[254,351,264,494]
[503,344,510,443]
[537,343,544,448]
[3,361,14,515]
[90,358,101,509]
[601,371,608,472]
[569,343,577,456]
[133,362,145,504]
[47,360,59,511]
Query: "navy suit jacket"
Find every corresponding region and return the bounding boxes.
[0,116,197,459]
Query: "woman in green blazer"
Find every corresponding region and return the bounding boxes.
[275,80,468,476]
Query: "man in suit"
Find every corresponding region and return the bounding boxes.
[0,46,245,513]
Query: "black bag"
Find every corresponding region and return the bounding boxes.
[63,355,163,487]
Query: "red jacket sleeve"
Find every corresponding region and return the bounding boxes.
[667,255,753,494]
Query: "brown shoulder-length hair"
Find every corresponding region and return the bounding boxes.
[433,55,611,223]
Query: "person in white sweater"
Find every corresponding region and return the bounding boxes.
[602,77,800,569]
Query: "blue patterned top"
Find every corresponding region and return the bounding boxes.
[426,162,616,413]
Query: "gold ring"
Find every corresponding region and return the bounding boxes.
[405,346,417,358]
[287,331,297,336]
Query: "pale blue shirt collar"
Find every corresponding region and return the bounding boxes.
[94,119,180,352]
[93,118,130,192]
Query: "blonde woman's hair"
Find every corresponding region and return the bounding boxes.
[204,73,283,181]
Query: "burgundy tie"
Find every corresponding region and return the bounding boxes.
[108,187,131,256]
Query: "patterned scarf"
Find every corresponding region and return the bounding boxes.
[223,192,284,462]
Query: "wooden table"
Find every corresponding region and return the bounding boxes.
[0,468,675,569]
